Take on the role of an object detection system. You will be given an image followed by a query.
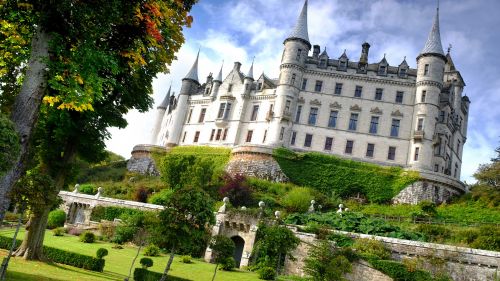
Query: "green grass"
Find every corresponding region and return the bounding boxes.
[0,229,261,281]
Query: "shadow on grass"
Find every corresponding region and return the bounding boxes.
[6,270,65,281]
[49,262,127,281]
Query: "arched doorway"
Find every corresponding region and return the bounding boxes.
[231,236,245,268]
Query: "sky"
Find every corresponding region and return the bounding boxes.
[105,0,500,183]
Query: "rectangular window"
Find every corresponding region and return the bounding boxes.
[378,65,386,75]
[251,105,259,121]
[215,129,222,141]
[348,113,358,130]
[354,86,363,97]
[439,111,445,122]
[279,127,285,141]
[291,74,296,85]
[228,84,233,92]
[314,80,323,92]
[399,68,407,77]
[334,83,343,95]
[454,163,459,177]
[187,107,194,123]
[295,105,302,123]
[222,128,228,140]
[182,131,187,142]
[457,140,461,152]
[217,103,226,119]
[388,146,396,160]
[263,130,267,143]
[304,133,313,147]
[434,164,439,172]
[285,100,291,113]
[366,143,375,157]
[324,137,333,151]
[375,88,383,100]
[296,49,302,61]
[198,108,207,123]
[257,82,262,90]
[308,107,318,125]
[223,103,232,119]
[414,147,420,161]
[210,129,215,141]
[396,91,404,103]
[421,91,426,102]
[417,118,424,131]
[391,119,400,137]
[301,79,307,90]
[290,131,297,145]
[369,116,379,134]
[424,64,429,75]
[345,140,354,154]
[328,110,338,128]
[193,131,200,143]
[246,130,253,142]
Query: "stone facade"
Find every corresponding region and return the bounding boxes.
[126,144,166,176]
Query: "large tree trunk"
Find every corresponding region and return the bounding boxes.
[13,207,50,260]
[0,26,50,223]
[159,246,176,281]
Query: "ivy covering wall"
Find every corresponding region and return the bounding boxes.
[273,148,419,203]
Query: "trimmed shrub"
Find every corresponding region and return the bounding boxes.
[352,238,390,260]
[96,248,108,259]
[52,227,65,236]
[47,209,66,229]
[140,257,154,268]
[258,267,276,280]
[133,268,190,281]
[149,188,174,205]
[220,257,235,271]
[144,244,161,257]
[181,255,192,264]
[281,187,313,213]
[80,231,96,243]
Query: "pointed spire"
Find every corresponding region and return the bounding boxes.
[286,0,310,45]
[246,57,254,79]
[420,6,445,56]
[158,84,171,109]
[400,56,408,66]
[184,50,200,82]
[319,47,329,57]
[215,61,224,82]
[380,54,388,64]
[339,49,348,59]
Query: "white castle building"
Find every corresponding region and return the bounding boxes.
[144,1,470,202]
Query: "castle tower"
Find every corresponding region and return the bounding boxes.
[268,0,311,145]
[408,7,446,171]
[151,84,171,144]
[165,51,200,147]
[211,62,224,100]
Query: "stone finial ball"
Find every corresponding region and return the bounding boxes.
[310,200,315,205]
[98,186,103,192]
[339,203,344,208]
[241,206,247,210]
[258,201,265,208]
[223,197,230,204]
[75,184,80,189]
[274,211,281,218]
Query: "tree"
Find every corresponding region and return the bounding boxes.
[155,186,215,281]
[303,240,353,281]
[0,114,19,177]
[474,161,500,190]
[0,0,197,222]
[209,235,235,281]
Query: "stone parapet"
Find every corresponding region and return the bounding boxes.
[226,145,288,182]
[127,144,167,175]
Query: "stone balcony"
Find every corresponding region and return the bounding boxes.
[413,130,424,140]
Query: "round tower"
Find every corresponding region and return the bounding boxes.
[409,7,446,171]
[268,0,311,146]
[151,85,171,145]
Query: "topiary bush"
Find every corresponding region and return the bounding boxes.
[52,227,65,236]
[47,209,66,229]
[80,231,96,243]
[181,255,192,264]
[96,248,108,259]
[219,257,235,271]
[140,257,153,269]
[143,244,161,257]
[258,267,276,280]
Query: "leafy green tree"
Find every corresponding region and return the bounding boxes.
[303,240,353,281]
[155,186,215,281]
[209,235,235,281]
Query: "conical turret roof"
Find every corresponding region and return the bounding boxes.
[287,0,310,44]
[215,61,223,82]
[420,8,445,56]
[184,50,200,82]
[158,84,171,109]
[246,60,254,80]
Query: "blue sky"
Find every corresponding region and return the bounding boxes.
[105,0,500,183]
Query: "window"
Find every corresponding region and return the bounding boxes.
[439,111,445,122]
[320,59,327,68]
[354,86,362,97]
[301,79,307,90]
[217,103,226,119]
[348,113,358,130]
[257,82,262,90]
[228,84,233,92]
[391,119,400,137]
[369,116,379,134]
[421,91,426,102]
[215,129,222,140]
[279,127,285,140]
[328,110,338,128]
[339,60,347,69]
[396,91,404,103]
[417,118,424,131]
[250,105,259,121]
[246,130,253,142]
[263,130,267,143]
[399,68,407,77]
[187,107,194,123]
[414,147,420,161]
[222,128,228,140]
[290,131,297,145]
[375,88,383,100]
[304,133,313,147]
[434,164,439,172]
[285,100,291,113]
[334,83,343,95]
[245,83,250,90]
[388,146,396,160]
[193,131,200,143]
[210,129,215,141]
[295,105,302,123]
[457,140,461,152]
[454,163,458,177]
[378,65,386,75]
[324,137,333,151]
[296,49,302,61]
[223,103,232,119]
[205,87,210,95]
[198,108,207,123]
[308,107,318,125]
[291,73,296,85]
[424,64,429,75]
[182,131,187,142]
[366,143,375,157]
[314,80,323,92]
[345,140,354,154]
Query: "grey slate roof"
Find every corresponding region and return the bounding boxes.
[246,61,254,80]
[215,62,223,82]
[184,50,199,82]
[421,8,445,56]
[288,0,309,43]
[158,85,171,109]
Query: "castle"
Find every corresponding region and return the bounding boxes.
[138,0,470,203]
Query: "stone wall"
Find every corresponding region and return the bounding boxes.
[126,144,167,176]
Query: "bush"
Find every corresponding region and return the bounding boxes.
[140,257,153,269]
[144,244,161,257]
[52,227,65,236]
[79,183,98,195]
[149,188,174,205]
[181,255,192,264]
[98,221,116,241]
[369,259,448,281]
[80,231,96,243]
[96,248,108,259]
[220,257,236,271]
[470,226,500,251]
[352,238,390,260]
[258,267,276,280]
[133,186,149,203]
[281,187,313,213]
[112,225,137,244]
[418,201,437,217]
[219,174,253,207]
[414,224,451,242]
[47,209,66,229]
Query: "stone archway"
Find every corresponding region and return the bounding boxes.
[231,235,245,268]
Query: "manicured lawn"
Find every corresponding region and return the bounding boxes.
[0,228,262,281]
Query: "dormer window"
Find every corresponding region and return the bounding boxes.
[339,60,347,69]
[257,82,262,90]
[320,59,327,68]
[378,65,386,75]
[204,87,210,95]
[228,84,233,92]
[399,68,407,77]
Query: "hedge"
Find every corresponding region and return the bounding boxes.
[133,268,191,281]
[370,259,450,281]
[0,236,104,272]
[273,148,419,203]
[90,205,145,222]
